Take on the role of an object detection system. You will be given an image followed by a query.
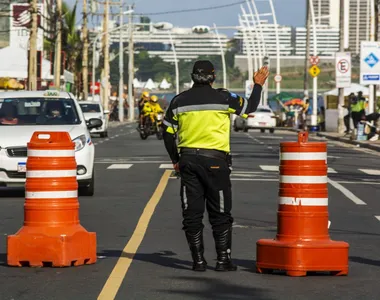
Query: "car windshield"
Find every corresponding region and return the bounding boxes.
[80,103,101,113]
[256,108,272,113]
[0,97,81,125]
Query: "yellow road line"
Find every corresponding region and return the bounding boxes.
[97,170,172,300]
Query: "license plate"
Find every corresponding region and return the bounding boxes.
[259,122,266,125]
[17,162,26,173]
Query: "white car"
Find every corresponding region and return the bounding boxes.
[79,101,109,138]
[0,90,102,196]
[233,105,277,133]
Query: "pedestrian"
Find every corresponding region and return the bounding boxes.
[162,60,269,272]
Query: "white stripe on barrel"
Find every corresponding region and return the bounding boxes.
[279,197,328,206]
[27,149,75,157]
[25,190,78,199]
[280,152,327,161]
[280,175,327,184]
[26,169,77,178]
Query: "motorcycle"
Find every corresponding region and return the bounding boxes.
[139,112,164,140]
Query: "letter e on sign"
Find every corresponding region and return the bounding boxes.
[337,59,349,74]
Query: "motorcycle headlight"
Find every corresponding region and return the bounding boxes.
[157,114,163,120]
[73,135,86,152]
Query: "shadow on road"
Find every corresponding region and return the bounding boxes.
[155,276,273,300]
[99,249,258,273]
[349,256,380,267]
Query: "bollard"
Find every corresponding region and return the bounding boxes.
[7,132,97,267]
[256,131,349,276]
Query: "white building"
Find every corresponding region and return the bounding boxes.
[100,22,229,63]
[295,25,340,57]
[233,21,294,58]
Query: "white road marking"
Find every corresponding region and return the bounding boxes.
[231,178,278,182]
[327,178,367,205]
[375,216,380,222]
[257,136,283,139]
[96,160,171,164]
[260,165,279,171]
[107,164,133,169]
[328,168,337,173]
[267,146,273,149]
[159,164,174,169]
[359,169,380,175]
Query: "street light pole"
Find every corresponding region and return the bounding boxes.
[168,32,179,95]
[118,1,124,122]
[369,0,376,114]
[128,7,135,121]
[268,0,281,94]
[338,0,345,134]
[213,24,227,89]
[309,0,318,130]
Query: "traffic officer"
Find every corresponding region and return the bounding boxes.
[162,60,269,272]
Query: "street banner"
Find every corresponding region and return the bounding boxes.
[360,41,380,85]
[335,52,351,88]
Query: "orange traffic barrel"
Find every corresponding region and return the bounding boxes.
[256,131,349,276]
[7,132,97,267]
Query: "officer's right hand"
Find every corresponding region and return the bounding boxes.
[253,66,269,86]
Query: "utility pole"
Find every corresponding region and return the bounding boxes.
[118,1,124,122]
[338,0,345,134]
[128,6,135,121]
[54,0,62,90]
[303,0,310,99]
[369,0,376,114]
[82,0,89,100]
[102,0,110,110]
[28,0,38,90]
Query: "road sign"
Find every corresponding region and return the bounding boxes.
[274,74,282,83]
[335,52,351,88]
[360,41,380,85]
[309,65,320,77]
[309,56,320,65]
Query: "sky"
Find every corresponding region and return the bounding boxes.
[67,0,307,36]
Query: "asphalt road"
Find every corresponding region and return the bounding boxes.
[1,123,380,300]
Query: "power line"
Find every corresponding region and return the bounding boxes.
[134,0,247,16]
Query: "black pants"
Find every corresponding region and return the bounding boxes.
[344,111,364,131]
[179,153,233,233]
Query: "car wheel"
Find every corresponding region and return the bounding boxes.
[260,129,265,133]
[243,127,248,132]
[104,131,108,138]
[233,123,239,132]
[269,128,275,134]
[79,172,94,197]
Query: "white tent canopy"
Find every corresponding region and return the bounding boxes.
[159,78,171,89]
[144,78,157,90]
[133,78,144,89]
[324,83,370,97]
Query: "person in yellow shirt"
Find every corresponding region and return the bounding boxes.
[141,95,164,127]
[138,91,150,128]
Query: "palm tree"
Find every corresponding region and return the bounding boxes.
[43,1,82,94]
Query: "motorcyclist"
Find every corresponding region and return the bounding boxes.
[139,91,150,129]
[141,95,164,127]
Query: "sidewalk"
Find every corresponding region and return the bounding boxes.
[317,131,380,152]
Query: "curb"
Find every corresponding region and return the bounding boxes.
[316,132,380,152]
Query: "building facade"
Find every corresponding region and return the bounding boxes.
[103,22,229,63]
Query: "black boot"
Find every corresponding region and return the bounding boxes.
[185,230,207,271]
[213,227,237,271]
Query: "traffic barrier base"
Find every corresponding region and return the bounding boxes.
[7,132,97,267]
[256,131,349,276]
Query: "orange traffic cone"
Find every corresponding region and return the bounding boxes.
[256,131,349,276]
[7,132,97,267]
